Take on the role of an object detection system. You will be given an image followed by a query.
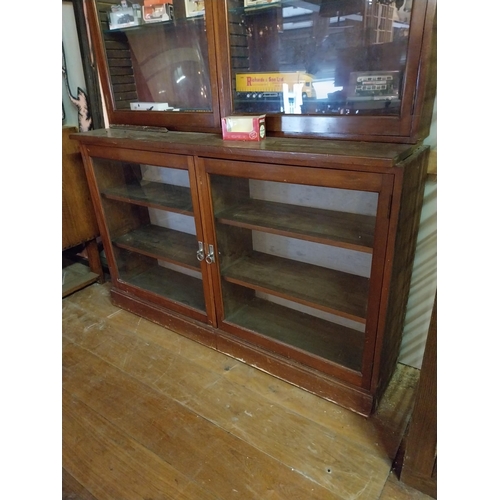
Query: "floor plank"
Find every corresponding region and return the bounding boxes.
[63,340,337,499]
[64,392,219,500]
[379,472,435,500]
[62,468,99,500]
[63,283,426,499]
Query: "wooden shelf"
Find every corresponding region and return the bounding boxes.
[216,198,375,253]
[120,264,205,312]
[102,181,193,214]
[221,251,369,323]
[62,262,100,298]
[225,295,364,373]
[113,225,200,271]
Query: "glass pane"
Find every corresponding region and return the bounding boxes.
[91,157,206,313]
[210,174,378,373]
[227,0,412,116]
[99,0,211,112]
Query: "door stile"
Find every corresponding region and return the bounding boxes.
[193,157,223,329]
[360,174,395,390]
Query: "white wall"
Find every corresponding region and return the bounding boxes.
[399,97,437,368]
[62,2,87,128]
[399,178,437,368]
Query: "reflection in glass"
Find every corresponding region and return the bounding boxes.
[91,156,206,313]
[100,1,212,112]
[209,173,378,372]
[229,0,412,116]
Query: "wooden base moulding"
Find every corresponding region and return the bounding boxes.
[111,287,375,416]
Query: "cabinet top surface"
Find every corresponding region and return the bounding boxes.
[72,128,421,168]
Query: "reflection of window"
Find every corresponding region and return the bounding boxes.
[318,0,365,17]
[364,2,395,44]
[313,80,343,99]
[229,0,410,116]
[175,68,186,84]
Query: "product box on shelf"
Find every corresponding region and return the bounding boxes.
[108,2,142,30]
[130,102,174,111]
[185,0,205,18]
[143,0,174,23]
[244,0,281,8]
[221,115,266,141]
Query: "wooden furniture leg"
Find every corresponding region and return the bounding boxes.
[85,239,105,283]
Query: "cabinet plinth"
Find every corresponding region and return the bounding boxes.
[73,128,428,416]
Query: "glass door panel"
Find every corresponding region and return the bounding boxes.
[209,173,379,378]
[96,0,213,112]
[226,0,413,117]
[92,157,207,317]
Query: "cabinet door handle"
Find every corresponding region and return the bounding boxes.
[196,241,205,262]
[205,244,215,264]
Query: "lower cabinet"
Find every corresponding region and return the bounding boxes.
[75,129,429,416]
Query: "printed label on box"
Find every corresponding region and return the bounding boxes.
[222,115,266,141]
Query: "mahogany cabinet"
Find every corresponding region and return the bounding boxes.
[85,0,436,143]
[72,128,429,415]
[73,0,436,415]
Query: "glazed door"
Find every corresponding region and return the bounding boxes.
[83,145,216,325]
[215,0,436,141]
[197,157,394,387]
[87,0,221,132]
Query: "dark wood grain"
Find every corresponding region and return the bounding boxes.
[225,295,364,372]
[88,0,221,132]
[100,197,150,243]
[371,146,428,404]
[222,251,369,323]
[74,128,418,170]
[72,123,429,416]
[121,265,205,310]
[102,181,193,214]
[114,247,205,314]
[87,0,436,142]
[113,224,200,271]
[216,197,375,252]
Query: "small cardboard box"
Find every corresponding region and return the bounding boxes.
[221,115,266,141]
[244,0,281,8]
[130,102,173,111]
[108,6,141,30]
[143,1,174,23]
[185,0,205,18]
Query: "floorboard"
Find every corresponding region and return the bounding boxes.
[62,283,435,499]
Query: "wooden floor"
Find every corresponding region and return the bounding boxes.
[63,282,434,500]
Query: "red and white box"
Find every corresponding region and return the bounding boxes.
[221,115,266,141]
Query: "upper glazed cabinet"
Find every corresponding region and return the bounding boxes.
[87,0,436,142]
